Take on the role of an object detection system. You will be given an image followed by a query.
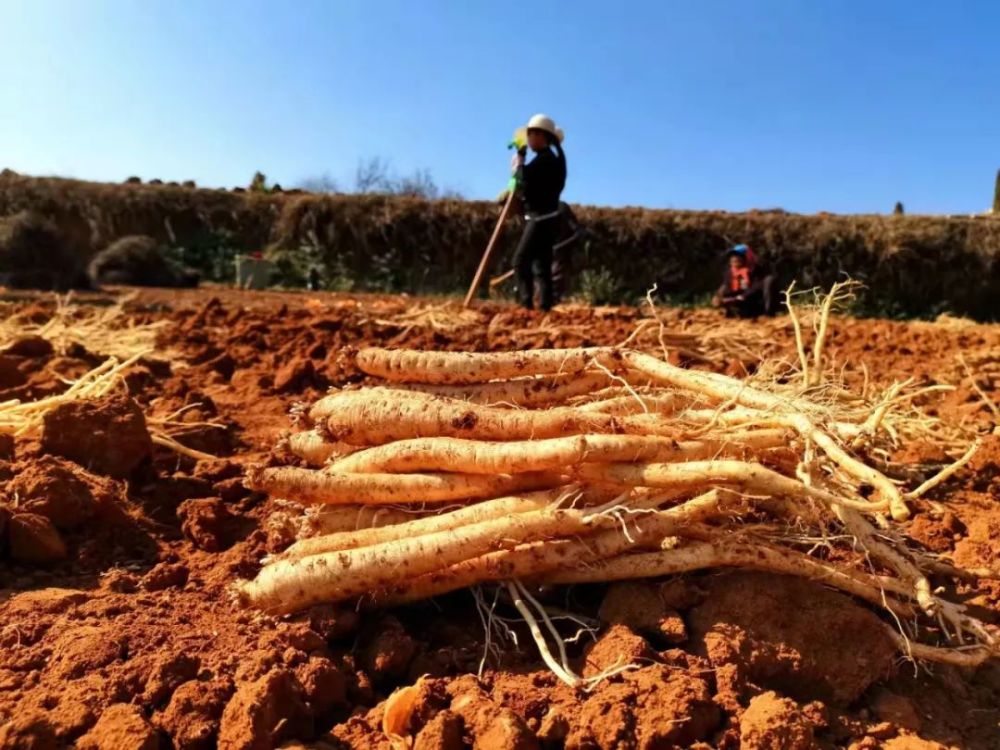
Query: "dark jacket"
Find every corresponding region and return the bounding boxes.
[518,141,567,215]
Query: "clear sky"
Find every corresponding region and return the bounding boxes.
[1,1,998,214]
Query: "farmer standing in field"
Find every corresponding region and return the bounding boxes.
[511,114,567,311]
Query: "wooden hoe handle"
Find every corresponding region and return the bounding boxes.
[463,191,515,308]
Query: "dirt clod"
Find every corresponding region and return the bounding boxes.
[880,736,950,750]
[2,336,53,359]
[450,688,537,750]
[178,498,233,552]
[76,704,160,750]
[9,455,105,530]
[871,689,923,733]
[952,508,1000,572]
[0,355,28,389]
[142,653,201,707]
[302,604,360,642]
[8,513,67,563]
[740,691,818,750]
[103,568,140,593]
[582,623,657,677]
[361,616,417,683]
[689,572,897,706]
[49,624,125,679]
[218,670,312,750]
[294,657,347,715]
[599,580,687,643]
[0,714,58,750]
[155,678,233,750]
[413,710,463,750]
[0,434,13,460]
[143,562,190,591]
[40,395,152,477]
[273,358,323,394]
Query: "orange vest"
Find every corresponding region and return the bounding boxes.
[730,267,751,293]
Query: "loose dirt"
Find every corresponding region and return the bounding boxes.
[0,287,997,749]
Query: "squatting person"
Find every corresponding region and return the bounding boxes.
[511,114,567,311]
[712,244,777,318]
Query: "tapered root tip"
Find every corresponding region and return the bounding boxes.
[233,580,259,609]
[244,465,267,491]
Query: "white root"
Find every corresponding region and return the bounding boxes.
[281,490,561,559]
[284,430,360,466]
[246,465,563,506]
[240,316,999,669]
[574,460,886,514]
[905,439,981,500]
[329,431,789,475]
[241,502,707,614]
[390,371,646,407]
[297,504,434,538]
[506,581,581,687]
[369,492,724,606]
[543,539,916,615]
[356,346,619,384]
[576,392,687,415]
[625,351,911,520]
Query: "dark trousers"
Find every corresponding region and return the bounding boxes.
[723,275,778,318]
[551,237,577,304]
[512,216,557,311]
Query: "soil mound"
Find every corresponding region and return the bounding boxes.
[40,395,153,478]
[740,691,818,750]
[8,455,115,529]
[76,704,159,750]
[0,210,88,290]
[688,572,898,706]
[88,235,197,288]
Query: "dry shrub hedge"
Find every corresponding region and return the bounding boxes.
[0,171,998,319]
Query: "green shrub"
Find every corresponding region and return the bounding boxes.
[576,267,628,306]
[166,230,239,283]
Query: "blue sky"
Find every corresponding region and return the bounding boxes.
[1,1,998,214]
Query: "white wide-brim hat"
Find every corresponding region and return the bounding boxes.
[525,113,564,142]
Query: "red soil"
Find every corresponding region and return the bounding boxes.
[0,287,997,749]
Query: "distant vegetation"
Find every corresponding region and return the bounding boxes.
[1,170,999,320]
[297,157,463,200]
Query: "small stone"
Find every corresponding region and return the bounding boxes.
[582,624,657,678]
[143,562,189,591]
[9,513,67,563]
[871,689,922,732]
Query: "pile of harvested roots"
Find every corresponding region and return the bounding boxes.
[242,306,998,684]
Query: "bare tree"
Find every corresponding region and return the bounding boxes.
[395,168,439,199]
[301,158,461,199]
[297,173,340,194]
[355,157,393,193]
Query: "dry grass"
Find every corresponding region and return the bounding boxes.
[0,293,170,360]
[0,295,216,459]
